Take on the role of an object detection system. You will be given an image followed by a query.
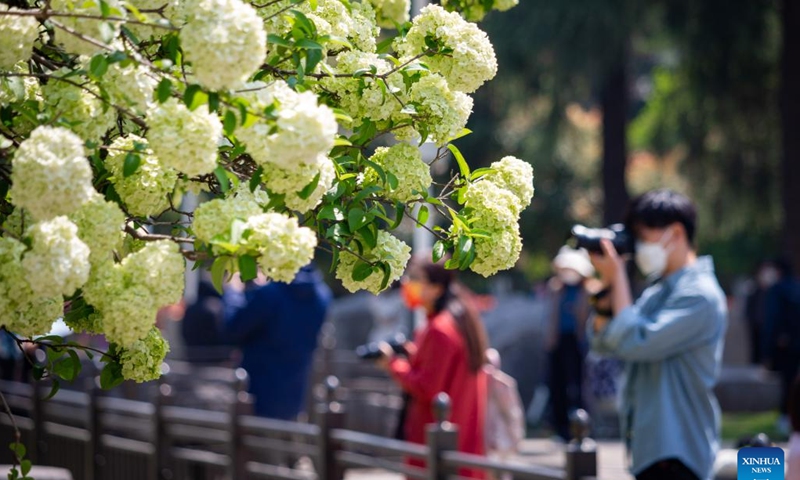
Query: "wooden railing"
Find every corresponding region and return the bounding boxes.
[0,367,597,480]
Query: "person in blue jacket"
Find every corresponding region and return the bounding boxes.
[224,263,333,419]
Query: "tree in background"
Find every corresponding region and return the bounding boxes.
[463,0,787,283]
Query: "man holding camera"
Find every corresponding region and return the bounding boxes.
[587,189,727,480]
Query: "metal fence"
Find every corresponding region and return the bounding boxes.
[0,369,597,480]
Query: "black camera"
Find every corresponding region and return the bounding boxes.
[356,333,409,360]
[569,223,635,255]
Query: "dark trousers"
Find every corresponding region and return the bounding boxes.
[635,459,699,480]
[549,333,583,440]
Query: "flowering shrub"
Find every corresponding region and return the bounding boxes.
[0,0,527,397]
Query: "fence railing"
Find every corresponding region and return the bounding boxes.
[0,369,597,480]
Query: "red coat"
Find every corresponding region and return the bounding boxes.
[389,310,487,479]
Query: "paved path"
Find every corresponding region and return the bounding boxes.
[344,438,634,480]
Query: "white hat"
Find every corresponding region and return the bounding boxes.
[552,245,594,278]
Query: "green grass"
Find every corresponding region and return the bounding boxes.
[721,411,786,444]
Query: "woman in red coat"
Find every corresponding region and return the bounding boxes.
[378,258,488,479]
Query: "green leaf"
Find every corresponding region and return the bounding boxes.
[223,110,237,136]
[53,356,78,382]
[447,143,470,179]
[348,208,368,232]
[207,92,220,113]
[417,205,429,226]
[267,34,293,48]
[43,379,60,400]
[447,128,472,142]
[249,166,263,192]
[9,442,26,460]
[238,255,258,282]
[210,256,228,294]
[318,205,344,221]
[360,225,377,250]
[89,55,109,78]
[297,172,321,200]
[390,203,405,230]
[296,38,323,50]
[351,261,374,282]
[386,172,399,190]
[123,152,141,177]
[183,84,208,111]
[20,461,30,476]
[432,240,446,262]
[214,166,230,193]
[378,261,392,291]
[376,35,394,54]
[470,167,495,181]
[155,78,172,103]
[99,0,112,17]
[100,361,124,390]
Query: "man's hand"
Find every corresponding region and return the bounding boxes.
[589,238,634,317]
[590,239,627,285]
[375,342,394,370]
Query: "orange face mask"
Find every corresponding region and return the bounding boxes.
[400,281,423,309]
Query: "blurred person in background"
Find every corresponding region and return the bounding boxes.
[746,260,781,365]
[181,272,233,364]
[484,348,524,480]
[589,189,727,480]
[376,257,488,479]
[546,245,595,441]
[762,258,800,436]
[224,263,332,420]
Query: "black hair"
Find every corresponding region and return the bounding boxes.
[625,189,697,244]
[417,259,488,373]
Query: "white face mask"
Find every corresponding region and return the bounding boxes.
[635,230,673,278]
[558,270,583,286]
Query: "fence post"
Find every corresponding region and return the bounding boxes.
[316,376,344,480]
[86,375,99,480]
[426,392,458,480]
[155,364,171,480]
[565,409,597,480]
[31,379,44,464]
[227,368,249,480]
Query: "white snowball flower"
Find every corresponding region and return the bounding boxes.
[242,213,317,283]
[101,63,157,113]
[397,73,472,146]
[367,0,410,28]
[118,327,170,382]
[147,98,222,177]
[364,143,431,203]
[192,192,263,246]
[69,194,126,266]
[0,237,62,338]
[263,156,336,213]
[105,135,178,217]
[486,156,534,209]
[335,231,410,294]
[22,216,91,298]
[121,240,185,307]
[11,126,95,220]
[180,0,266,91]
[42,76,116,142]
[394,4,497,93]
[50,0,124,56]
[235,80,337,169]
[469,223,522,277]
[0,5,39,70]
[321,51,405,128]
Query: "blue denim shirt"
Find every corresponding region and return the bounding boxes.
[588,256,727,480]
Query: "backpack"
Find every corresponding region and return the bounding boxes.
[484,365,525,454]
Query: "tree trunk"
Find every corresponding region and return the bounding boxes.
[601,46,630,226]
[781,0,800,271]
